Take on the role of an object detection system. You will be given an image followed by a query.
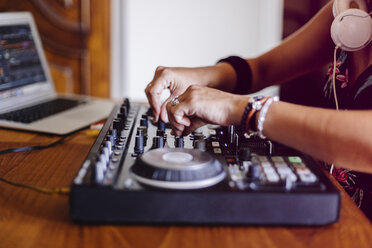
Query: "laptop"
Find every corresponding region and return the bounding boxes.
[0,12,115,135]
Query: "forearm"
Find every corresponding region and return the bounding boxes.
[263,101,372,173]
[249,2,335,92]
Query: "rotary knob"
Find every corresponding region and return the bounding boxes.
[238,147,251,161]
[152,136,165,149]
[158,120,165,131]
[247,164,261,180]
[174,136,184,148]
[193,139,206,152]
[134,135,144,154]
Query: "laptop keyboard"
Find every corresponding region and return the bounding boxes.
[0,98,83,124]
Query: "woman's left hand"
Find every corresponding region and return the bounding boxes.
[166,85,249,136]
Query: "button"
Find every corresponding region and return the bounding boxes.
[258,156,269,162]
[296,167,311,175]
[271,156,284,162]
[209,130,216,135]
[213,148,222,154]
[212,141,219,147]
[266,173,280,183]
[288,156,302,163]
[299,173,317,183]
[261,162,272,168]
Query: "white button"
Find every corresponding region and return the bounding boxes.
[266,173,280,183]
[274,162,288,168]
[296,167,311,174]
[258,156,268,162]
[299,173,317,183]
[271,156,284,162]
[261,162,272,168]
[213,148,222,154]
[212,141,220,147]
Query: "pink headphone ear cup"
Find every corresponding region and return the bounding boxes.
[331,8,372,51]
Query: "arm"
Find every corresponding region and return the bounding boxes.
[237,1,336,92]
[146,2,335,122]
[262,101,372,173]
[166,87,372,174]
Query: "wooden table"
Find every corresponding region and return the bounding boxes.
[1,128,372,248]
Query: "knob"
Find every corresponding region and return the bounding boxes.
[113,118,124,131]
[117,113,127,121]
[137,128,144,137]
[123,98,130,109]
[101,147,110,161]
[106,135,114,145]
[109,129,117,139]
[120,106,128,117]
[193,133,204,141]
[140,118,148,128]
[174,136,184,148]
[137,126,147,137]
[238,147,251,161]
[194,139,206,151]
[134,135,144,154]
[156,129,165,137]
[152,136,164,149]
[104,141,112,155]
[158,120,165,131]
[247,164,261,180]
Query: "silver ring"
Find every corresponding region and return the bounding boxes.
[171,96,180,106]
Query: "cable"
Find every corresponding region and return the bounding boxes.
[0,131,79,194]
[332,45,340,111]
[0,131,76,155]
[330,45,340,175]
[0,176,70,195]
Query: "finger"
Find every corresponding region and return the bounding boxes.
[159,98,171,123]
[167,107,186,137]
[145,81,169,122]
[160,90,183,123]
[183,119,206,136]
[166,97,191,126]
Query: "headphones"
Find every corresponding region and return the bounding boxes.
[331,0,372,51]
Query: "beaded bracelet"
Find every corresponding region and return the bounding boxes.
[240,96,265,133]
[257,96,279,139]
[244,97,268,135]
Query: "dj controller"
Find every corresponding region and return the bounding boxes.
[70,99,340,225]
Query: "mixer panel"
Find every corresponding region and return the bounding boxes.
[70,99,340,225]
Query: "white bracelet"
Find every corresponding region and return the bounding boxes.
[257,96,279,139]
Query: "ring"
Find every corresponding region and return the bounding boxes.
[171,96,180,106]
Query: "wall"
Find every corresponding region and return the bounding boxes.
[111,0,284,101]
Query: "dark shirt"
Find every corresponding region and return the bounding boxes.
[322,50,372,220]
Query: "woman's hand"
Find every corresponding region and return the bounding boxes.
[145,64,238,123]
[165,85,249,136]
[145,67,193,123]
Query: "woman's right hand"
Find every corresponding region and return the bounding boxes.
[145,64,237,123]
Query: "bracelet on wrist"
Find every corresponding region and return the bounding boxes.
[256,96,279,139]
[243,96,268,134]
[217,56,252,94]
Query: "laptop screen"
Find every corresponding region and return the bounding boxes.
[0,24,47,92]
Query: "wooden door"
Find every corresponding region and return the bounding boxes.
[0,0,111,98]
